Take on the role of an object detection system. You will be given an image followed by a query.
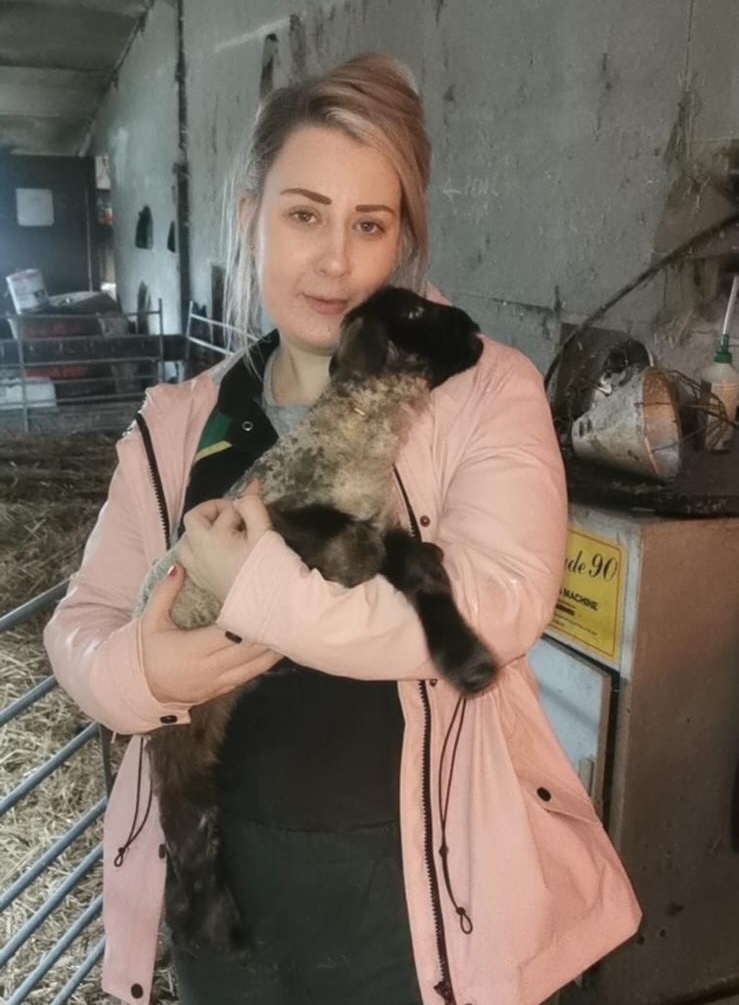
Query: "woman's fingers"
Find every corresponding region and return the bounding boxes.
[211,646,283,696]
[142,612,279,704]
[177,498,249,595]
[182,625,279,683]
[183,498,243,537]
[179,490,271,554]
[232,482,272,540]
[141,562,183,629]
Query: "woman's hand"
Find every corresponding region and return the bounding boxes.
[177,482,272,604]
[140,562,281,706]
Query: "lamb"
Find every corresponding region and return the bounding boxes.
[137,285,496,956]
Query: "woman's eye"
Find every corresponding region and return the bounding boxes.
[357,219,384,236]
[290,209,318,225]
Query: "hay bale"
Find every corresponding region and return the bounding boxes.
[1,432,178,1004]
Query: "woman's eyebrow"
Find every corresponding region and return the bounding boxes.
[280,187,396,214]
[356,203,396,214]
[280,187,330,204]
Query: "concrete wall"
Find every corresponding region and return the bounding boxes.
[89,0,180,334]
[92,0,739,373]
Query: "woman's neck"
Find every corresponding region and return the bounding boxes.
[270,339,332,406]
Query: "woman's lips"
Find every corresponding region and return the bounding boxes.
[302,294,349,316]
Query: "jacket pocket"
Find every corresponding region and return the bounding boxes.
[519,774,601,825]
[499,664,603,826]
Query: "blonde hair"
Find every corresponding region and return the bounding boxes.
[222,53,431,343]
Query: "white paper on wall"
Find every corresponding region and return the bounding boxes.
[16,188,54,227]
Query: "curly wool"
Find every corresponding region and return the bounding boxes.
[136,370,429,629]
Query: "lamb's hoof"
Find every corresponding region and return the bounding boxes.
[452,649,497,696]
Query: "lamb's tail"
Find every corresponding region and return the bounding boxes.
[381,529,496,695]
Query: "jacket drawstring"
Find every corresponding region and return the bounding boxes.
[113,736,154,868]
[437,695,474,934]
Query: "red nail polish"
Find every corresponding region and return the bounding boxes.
[166,564,178,578]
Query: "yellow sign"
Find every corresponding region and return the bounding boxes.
[549,528,626,661]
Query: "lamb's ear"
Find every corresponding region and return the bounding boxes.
[332,315,389,377]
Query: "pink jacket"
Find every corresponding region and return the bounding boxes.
[44,334,640,1005]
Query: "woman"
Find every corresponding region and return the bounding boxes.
[44,53,640,1005]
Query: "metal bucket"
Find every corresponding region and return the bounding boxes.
[0,376,56,410]
[571,367,682,482]
[6,269,48,313]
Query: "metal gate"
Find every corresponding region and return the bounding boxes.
[1,581,110,1004]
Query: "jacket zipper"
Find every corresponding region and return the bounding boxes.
[110,412,171,868]
[394,467,457,1005]
[135,412,172,548]
[420,679,457,1005]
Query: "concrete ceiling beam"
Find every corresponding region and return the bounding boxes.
[0,115,84,155]
[0,0,154,154]
[0,0,151,16]
[0,66,106,118]
[0,4,140,71]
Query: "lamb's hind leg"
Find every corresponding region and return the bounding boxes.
[381,528,496,695]
[162,801,246,957]
[148,694,246,957]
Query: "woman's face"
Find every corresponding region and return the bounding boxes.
[250,124,403,355]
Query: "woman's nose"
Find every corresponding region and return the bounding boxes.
[317,225,350,277]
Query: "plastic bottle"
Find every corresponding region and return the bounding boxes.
[699,350,739,452]
[699,275,739,452]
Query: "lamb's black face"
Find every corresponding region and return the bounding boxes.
[330,286,482,388]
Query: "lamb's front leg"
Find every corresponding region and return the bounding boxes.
[381,529,496,695]
[270,503,386,586]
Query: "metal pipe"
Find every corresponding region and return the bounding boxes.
[0,676,57,728]
[0,798,106,912]
[1,387,152,409]
[185,334,230,356]
[0,335,186,364]
[1,310,162,321]
[158,297,165,381]
[0,845,102,967]
[188,313,241,333]
[0,580,69,634]
[0,722,98,817]
[718,274,739,357]
[15,362,158,377]
[5,895,102,1005]
[13,355,161,368]
[175,0,192,333]
[48,936,105,1005]
[15,328,30,434]
[99,725,114,794]
[84,159,95,292]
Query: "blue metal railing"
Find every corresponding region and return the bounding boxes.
[1,579,109,1003]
